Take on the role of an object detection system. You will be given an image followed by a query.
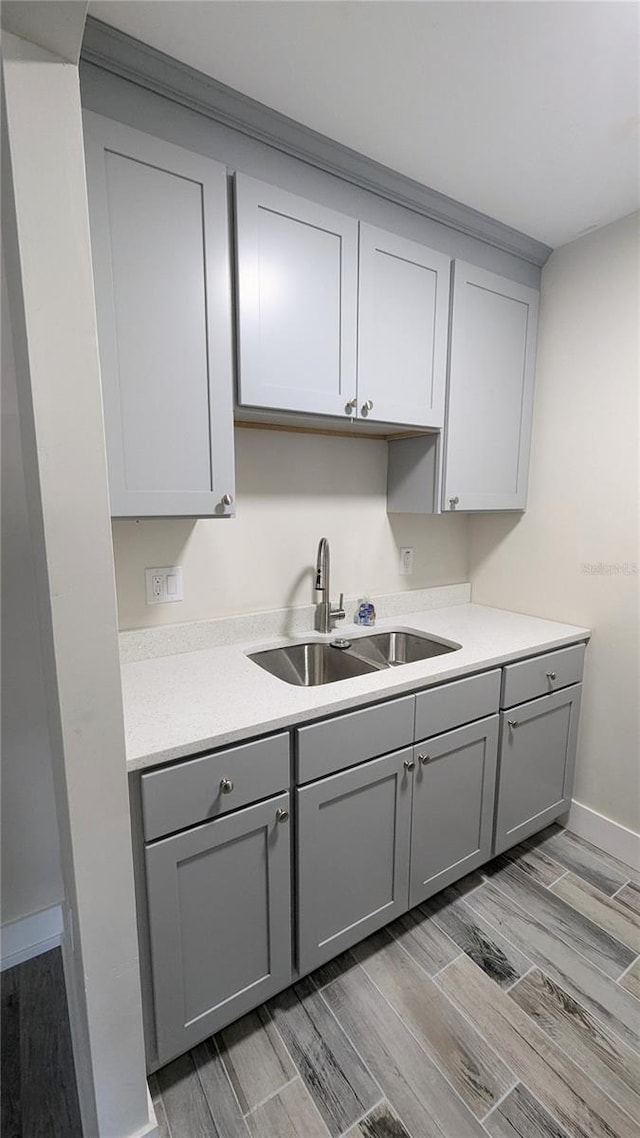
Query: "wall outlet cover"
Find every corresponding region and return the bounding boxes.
[145,566,183,604]
[399,547,414,576]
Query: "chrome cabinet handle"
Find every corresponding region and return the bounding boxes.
[220,778,234,794]
[403,758,415,771]
[362,399,374,413]
[345,397,357,413]
[221,493,233,507]
[449,496,459,508]
[546,671,557,681]
[417,753,431,764]
[507,720,520,729]
[276,808,289,823]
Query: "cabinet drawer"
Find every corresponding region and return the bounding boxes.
[296,695,415,784]
[501,643,585,709]
[415,670,500,741]
[141,733,290,842]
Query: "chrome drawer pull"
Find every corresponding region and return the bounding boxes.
[403,758,415,771]
[417,754,431,764]
[276,808,289,823]
[220,778,234,794]
[546,671,557,681]
[507,719,520,729]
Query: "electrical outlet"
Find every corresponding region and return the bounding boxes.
[399,547,414,576]
[145,566,183,605]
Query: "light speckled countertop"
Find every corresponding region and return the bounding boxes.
[122,603,590,772]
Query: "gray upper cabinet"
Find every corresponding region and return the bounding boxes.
[235,174,358,418]
[145,792,292,1065]
[83,112,235,518]
[235,176,451,429]
[357,224,450,428]
[442,261,539,511]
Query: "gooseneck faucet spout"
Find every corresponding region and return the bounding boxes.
[315,537,329,594]
[315,537,346,634]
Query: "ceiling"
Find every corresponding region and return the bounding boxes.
[87,1,639,248]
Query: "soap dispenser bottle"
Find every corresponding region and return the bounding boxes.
[356,595,376,627]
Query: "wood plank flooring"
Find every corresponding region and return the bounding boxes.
[5,825,636,1138]
[151,823,640,1138]
[1,948,82,1138]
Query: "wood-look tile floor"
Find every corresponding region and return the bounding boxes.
[151,825,640,1138]
[1,948,83,1138]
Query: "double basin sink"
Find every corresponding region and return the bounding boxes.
[249,630,461,687]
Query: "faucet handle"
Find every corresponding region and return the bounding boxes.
[332,592,346,622]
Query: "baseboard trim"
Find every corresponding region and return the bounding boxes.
[126,1090,159,1138]
[1,904,63,971]
[563,800,640,871]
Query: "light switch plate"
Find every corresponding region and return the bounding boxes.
[145,566,183,605]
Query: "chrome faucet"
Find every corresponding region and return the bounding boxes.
[315,537,345,634]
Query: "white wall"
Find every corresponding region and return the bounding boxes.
[470,212,639,836]
[2,27,155,1137]
[1,250,64,929]
[113,427,470,629]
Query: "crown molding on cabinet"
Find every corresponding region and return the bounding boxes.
[81,17,552,268]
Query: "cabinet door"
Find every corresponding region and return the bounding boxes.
[410,716,499,907]
[235,174,358,417]
[145,793,291,1065]
[494,685,582,855]
[358,224,450,428]
[443,261,539,511]
[83,113,235,518]
[297,749,412,974]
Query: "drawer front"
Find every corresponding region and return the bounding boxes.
[501,643,585,709]
[141,733,290,841]
[415,670,500,741]
[296,694,415,784]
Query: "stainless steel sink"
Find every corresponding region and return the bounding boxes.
[248,641,379,686]
[248,629,461,686]
[348,630,460,667]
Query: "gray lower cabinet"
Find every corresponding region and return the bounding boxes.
[296,748,413,974]
[145,792,292,1065]
[135,643,585,1067]
[494,684,582,855]
[410,716,499,907]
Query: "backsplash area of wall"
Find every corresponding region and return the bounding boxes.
[112,427,470,630]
